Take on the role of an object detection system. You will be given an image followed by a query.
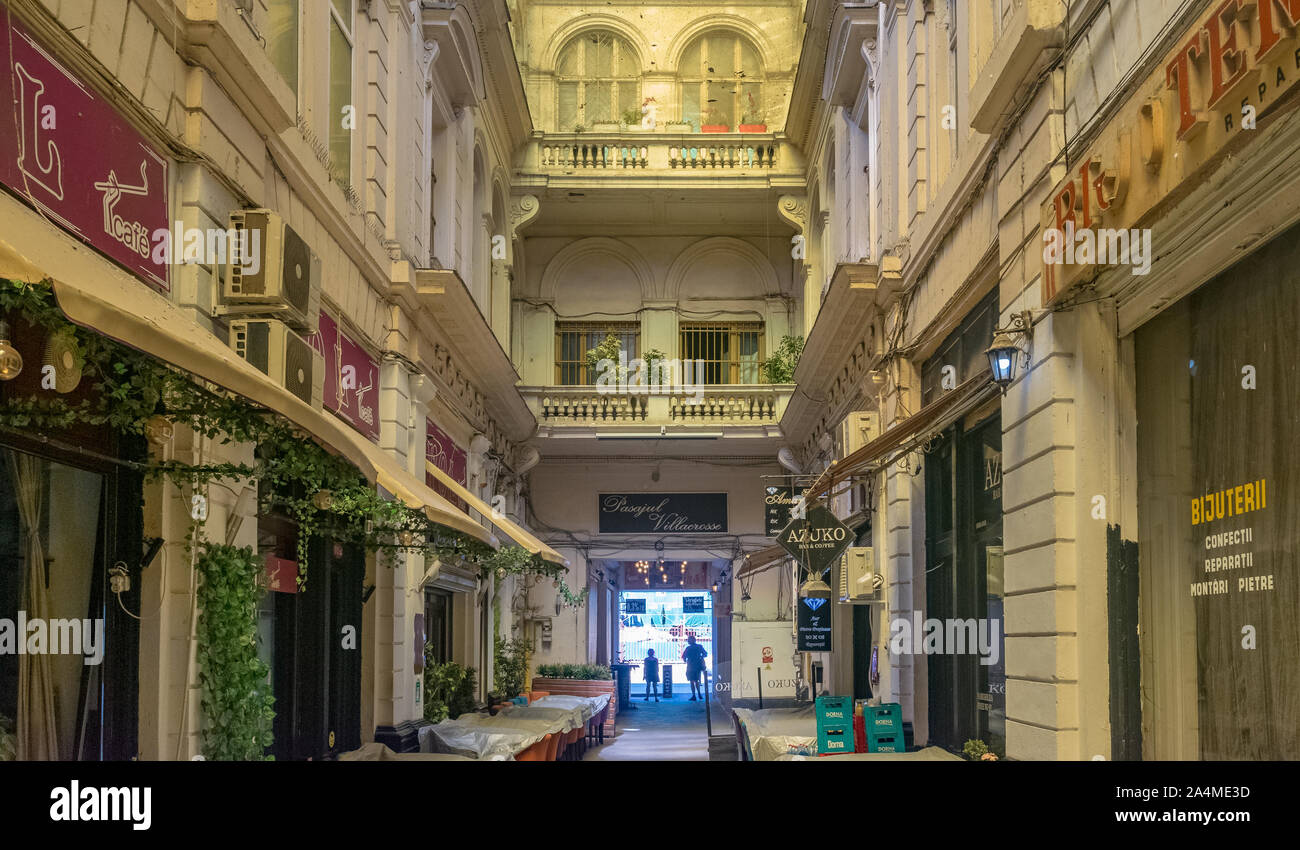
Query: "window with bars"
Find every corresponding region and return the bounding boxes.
[556,31,641,130]
[555,322,640,385]
[679,32,765,131]
[679,322,765,385]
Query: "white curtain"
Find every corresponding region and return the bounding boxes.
[7,450,57,760]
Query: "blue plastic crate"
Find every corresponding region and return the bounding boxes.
[815,695,854,728]
[865,702,903,740]
[817,724,852,754]
[867,732,902,754]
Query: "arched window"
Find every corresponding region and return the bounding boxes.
[556,31,640,131]
[678,31,764,132]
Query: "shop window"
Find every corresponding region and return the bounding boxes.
[679,322,764,385]
[0,443,142,761]
[425,589,453,665]
[556,31,640,130]
[678,32,764,131]
[555,322,640,385]
[1135,221,1300,759]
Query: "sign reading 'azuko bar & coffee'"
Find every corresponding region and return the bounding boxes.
[598,493,727,533]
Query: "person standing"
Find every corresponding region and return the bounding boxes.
[643,649,660,701]
[682,635,708,701]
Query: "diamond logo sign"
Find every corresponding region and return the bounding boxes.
[803,597,827,611]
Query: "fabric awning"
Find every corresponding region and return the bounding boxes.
[425,460,568,567]
[736,543,791,579]
[804,368,998,502]
[0,206,495,546]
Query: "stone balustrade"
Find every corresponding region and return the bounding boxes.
[523,385,792,426]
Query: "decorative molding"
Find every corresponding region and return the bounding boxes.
[777,195,808,232]
[510,194,540,233]
[663,236,782,300]
[539,237,656,302]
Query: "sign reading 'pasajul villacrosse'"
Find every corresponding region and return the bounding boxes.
[598,493,728,533]
[776,505,853,575]
[1040,0,1300,306]
[0,5,170,291]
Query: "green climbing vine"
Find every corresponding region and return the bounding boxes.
[195,543,275,760]
[0,278,483,587]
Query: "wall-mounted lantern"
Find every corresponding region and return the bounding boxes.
[986,310,1033,393]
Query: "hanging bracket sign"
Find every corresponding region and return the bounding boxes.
[776,505,853,575]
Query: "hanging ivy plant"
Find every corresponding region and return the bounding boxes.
[0,278,481,588]
[195,542,275,760]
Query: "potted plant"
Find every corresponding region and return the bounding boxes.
[701,105,729,133]
[621,107,643,130]
[738,92,766,132]
[664,120,693,134]
[572,123,587,134]
[963,738,999,761]
[590,116,621,133]
[760,334,804,383]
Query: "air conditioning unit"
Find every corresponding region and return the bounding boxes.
[838,546,881,603]
[229,319,324,410]
[221,209,321,332]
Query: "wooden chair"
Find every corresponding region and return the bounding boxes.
[515,734,551,761]
[544,730,561,761]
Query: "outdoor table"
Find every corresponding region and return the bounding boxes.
[422,717,541,759]
[494,704,584,733]
[734,705,819,761]
[529,693,610,723]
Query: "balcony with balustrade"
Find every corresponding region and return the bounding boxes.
[520,384,794,443]
[517,131,805,188]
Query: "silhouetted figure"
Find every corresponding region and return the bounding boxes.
[643,649,660,701]
[682,636,707,701]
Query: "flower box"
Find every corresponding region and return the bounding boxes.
[590,121,620,133]
[701,124,730,133]
[663,121,692,133]
[738,123,767,133]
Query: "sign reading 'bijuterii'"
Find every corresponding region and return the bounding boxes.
[598,493,727,534]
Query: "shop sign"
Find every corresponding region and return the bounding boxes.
[683,596,705,613]
[0,5,170,291]
[1040,0,1300,306]
[426,420,467,506]
[764,478,804,537]
[625,598,647,614]
[265,555,299,593]
[598,493,727,533]
[309,311,379,442]
[797,596,832,652]
[776,505,853,575]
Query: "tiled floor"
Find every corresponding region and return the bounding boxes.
[584,693,715,761]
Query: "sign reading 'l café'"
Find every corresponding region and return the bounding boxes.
[309,311,379,442]
[0,5,170,291]
[598,493,727,534]
[1040,0,1300,307]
